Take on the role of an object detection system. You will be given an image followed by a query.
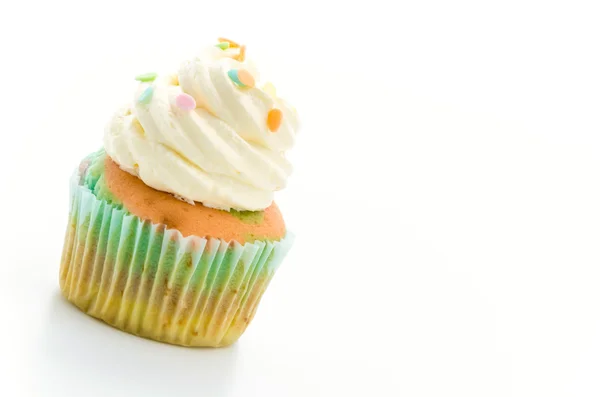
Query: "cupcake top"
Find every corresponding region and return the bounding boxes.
[104,38,300,212]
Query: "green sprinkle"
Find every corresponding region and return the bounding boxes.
[138,86,154,104]
[135,72,157,82]
[216,42,230,50]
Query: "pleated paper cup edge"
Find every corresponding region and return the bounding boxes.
[60,167,293,347]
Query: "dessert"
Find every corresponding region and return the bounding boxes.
[59,38,299,347]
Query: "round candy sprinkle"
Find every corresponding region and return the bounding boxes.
[216,42,230,50]
[267,108,283,132]
[228,69,255,88]
[175,93,196,110]
[135,72,157,82]
[138,86,154,104]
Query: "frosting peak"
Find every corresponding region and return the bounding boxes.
[104,41,299,211]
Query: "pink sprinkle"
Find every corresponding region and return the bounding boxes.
[175,93,196,110]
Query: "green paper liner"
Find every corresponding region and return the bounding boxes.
[60,171,293,347]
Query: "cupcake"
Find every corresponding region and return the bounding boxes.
[59,38,299,347]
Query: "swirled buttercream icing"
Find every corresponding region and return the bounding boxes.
[104,40,299,211]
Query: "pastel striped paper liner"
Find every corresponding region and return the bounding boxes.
[60,173,293,347]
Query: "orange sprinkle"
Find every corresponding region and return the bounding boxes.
[237,69,255,87]
[267,109,283,132]
[218,37,240,48]
[234,45,246,62]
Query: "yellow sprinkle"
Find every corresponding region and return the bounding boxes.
[132,118,144,135]
[263,82,277,98]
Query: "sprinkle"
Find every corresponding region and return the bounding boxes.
[263,82,277,98]
[131,118,144,135]
[267,108,283,132]
[138,86,154,104]
[228,69,255,88]
[237,70,255,87]
[216,42,230,50]
[234,45,246,62]
[135,72,157,82]
[218,37,240,48]
[175,93,196,110]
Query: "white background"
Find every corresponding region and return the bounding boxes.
[1,0,600,396]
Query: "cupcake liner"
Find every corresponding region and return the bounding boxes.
[60,172,293,347]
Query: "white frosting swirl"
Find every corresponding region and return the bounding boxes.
[104,45,299,211]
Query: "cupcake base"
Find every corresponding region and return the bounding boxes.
[60,173,293,347]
